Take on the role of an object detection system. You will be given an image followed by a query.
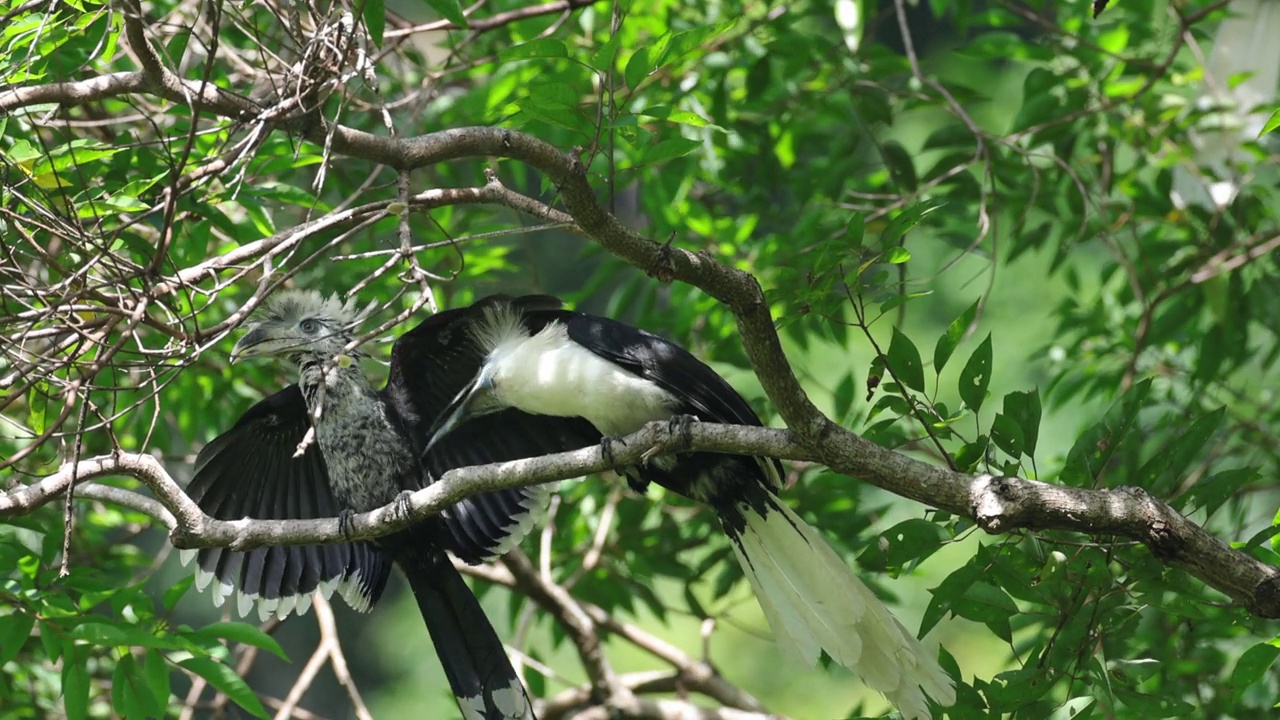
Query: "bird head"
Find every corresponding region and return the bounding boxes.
[231,290,374,365]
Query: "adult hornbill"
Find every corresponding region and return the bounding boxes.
[423,295,956,720]
[180,291,598,720]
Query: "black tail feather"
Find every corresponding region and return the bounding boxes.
[400,554,535,720]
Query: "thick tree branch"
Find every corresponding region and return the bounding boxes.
[4,422,1279,619]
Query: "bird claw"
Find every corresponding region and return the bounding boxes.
[393,490,415,523]
[667,413,696,447]
[337,508,356,542]
[601,435,625,466]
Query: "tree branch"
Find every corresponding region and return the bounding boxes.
[4,421,1279,620]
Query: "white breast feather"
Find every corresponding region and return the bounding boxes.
[483,321,676,436]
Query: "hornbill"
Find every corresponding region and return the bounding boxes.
[423,295,956,720]
[181,291,598,720]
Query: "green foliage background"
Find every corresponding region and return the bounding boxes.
[3,0,1280,717]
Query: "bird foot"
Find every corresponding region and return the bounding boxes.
[601,435,625,466]
[393,490,415,523]
[667,413,697,447]
[337,508,356,542]
[640,414,697,465]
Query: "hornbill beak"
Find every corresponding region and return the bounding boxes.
[423,371,494,454]
[231,327,278,363]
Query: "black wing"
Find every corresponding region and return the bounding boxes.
[560,312,767,427]
[383,295,600,564]
[557,310,786,494]
[182,385,391,620]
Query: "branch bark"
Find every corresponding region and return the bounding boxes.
[4,421,1279,619]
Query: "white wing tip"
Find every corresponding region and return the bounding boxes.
[338,570,375,613]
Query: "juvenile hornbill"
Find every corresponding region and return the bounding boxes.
[181,291,597,720]
[423,295,956,720]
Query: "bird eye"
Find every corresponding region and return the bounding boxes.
[300,319,320,334]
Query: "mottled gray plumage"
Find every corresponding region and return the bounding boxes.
[236,293,414,512]
[182,290,611,720]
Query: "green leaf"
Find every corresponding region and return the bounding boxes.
[880,199,945,249]
[589,33,621,71]
[953,581,1017,642]
[27,381,48,435]
[62,646,90,720]
[194,622,288,660]
[642,137,701,165]
[624,46,658,89]
[922,560,982,634]
[1175,467,1258,515]
[953,435,989,472]
[178,657,269,718]
[71,621,180,650]
[1113,688,1195,717]
[845,213,865,250]
[636,106,715,128]
[423,0,466,26]
[881,139,918,192]
[1134,407,1225,493]
[990,412,1025,458]
[659,20,737,66]
[1000,389,1041,457]
[934,298,980,373]
[113,654,162,720]
[886,327,925,392]
[1259,107,1280,137]
[361,0,384,45]
[1229,641,1280,697]
[143,649,171,714]
[162,575,194,612]
[498,38,568,61]
[858,519,947,573]
[0,611,35,665]
[958,333,993,412]
[1011,67,1061,133]
[1060,379,1153,487]
[884,246,911,263]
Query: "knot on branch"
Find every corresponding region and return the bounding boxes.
[169,515,207,549]
[1251,574,1280,619]
[1119,486,1183,561]
[971,474,1018,533]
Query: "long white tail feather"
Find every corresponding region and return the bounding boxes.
[732,526,839,665]
[732,500,955,720]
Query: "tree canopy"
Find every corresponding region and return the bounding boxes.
[3,0,1280,717]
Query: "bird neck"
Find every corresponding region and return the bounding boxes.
[295,353,373,417]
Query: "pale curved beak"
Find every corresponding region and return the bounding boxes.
[230,327,272,363]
